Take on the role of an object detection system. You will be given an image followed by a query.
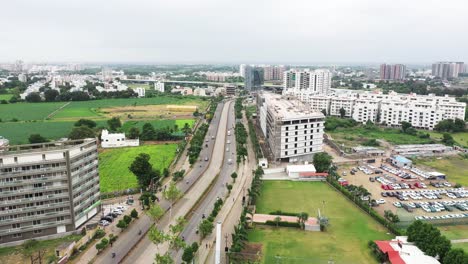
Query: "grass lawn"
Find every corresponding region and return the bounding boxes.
[125,83,152,90]
[329,127,433,148]
[440,225,468,240]
[0,102,67,121]
[0,234,82,264]
[413,156,468,186]
[99,144,177,193]
[453,243,468,252]
[426,131,468,148]
[250,181,392,264]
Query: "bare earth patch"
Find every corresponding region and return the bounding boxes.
[100,104,198,119]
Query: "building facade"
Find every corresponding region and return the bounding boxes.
[380,64,406,80]
[257,92,325,162]
[432,62,465,79]
[0,139,100,244]
[282,69,332,95]
[155,81,165,93]
[292,89,466,130]
[101,130,139,148]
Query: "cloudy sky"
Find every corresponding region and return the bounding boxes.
[1,0,467,64]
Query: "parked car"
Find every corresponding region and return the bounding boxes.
[376,199,386,204]
[99,220,110,226]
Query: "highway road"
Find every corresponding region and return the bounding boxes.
[93,101,227,264]
[172,100,237,263]
[119,100,233,264]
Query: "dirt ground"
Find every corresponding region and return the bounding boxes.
[101,104,197,119]
[336,160,464,222]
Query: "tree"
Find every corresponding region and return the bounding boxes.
[22,239,39,258]
[442,133,455,146]
[231,172,238,183]
[198,219,214,238]
[28,134,48,144]
[130,208,138,219]
[44,89,59,102]
[148,226,168,249]
[401,121,412,133]
[444,248,468,264]
[107,117,122,131]
[116,219,128,230]
[128,127,140,139]
[123,215,132,225]
[129,153,156,187]
[74,119,97,128]
[141,123,156,140]
[172,170,185,182]
[182,123,191,136]
[313,152,333,173]
[164,182,182,220]
[297,212,308,229]
[25,92,42,102]
[454,118,466,132]
[182,242,199,263]
[68,126,95,140]
[173,124,179,132]
[154,253,174,264]
[147,204,164,222]
[163,168,170,178]
[339,107,346,118]
[274,216,281,228]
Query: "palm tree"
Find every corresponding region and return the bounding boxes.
[297,212,309,229]
[274,216,282,228]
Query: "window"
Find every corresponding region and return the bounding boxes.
[285,138,288,143]
[295,137,297,142]
[285,145,288,149]
[286,127,289,131]
[285,151,288,156]
[295,126,298,130]
[33,230,42,234]
[12,223,20,229]
[33,220,41,225]
[285,132,288,136]
[14,157,18,163]
[57,216,65,221]
[310,147,313,152]
[294,150,297,154]
[294,143,297,148]
[317,129,319,133]
[12,233,22,238]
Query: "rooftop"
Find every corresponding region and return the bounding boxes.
[262,92,324,120]
[375,236,440,264]
[0,138,96,155]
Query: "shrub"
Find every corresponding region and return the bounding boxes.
[93,229,106,239]
[264,220,301,228]
[130,208,138,219]
[268,210,299,217]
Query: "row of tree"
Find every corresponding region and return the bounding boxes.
[235,123,248,164]
[407,220,468,264]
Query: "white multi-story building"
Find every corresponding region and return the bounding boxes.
[294,89,466,130]
[283,69,332,95]
[257,92,325,162]
[133,87,145,98]
[101,130,139,148]
[155,81,165,93]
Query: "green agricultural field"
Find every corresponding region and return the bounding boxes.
[250,181,392,264]
[0,102,66,121]
[51,96,209,119]
[0,94,13,101]
[440,225,468,240]
[121,119,195,133]
[329,126,434,147]
[126,83,152,90]
[426,131,468,148]
[413,156,468,186]
[99,144,177,193]
[0,120,107,145]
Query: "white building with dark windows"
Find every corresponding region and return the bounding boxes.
[283,69,332,95]
[155,81,165,93]
[0,139,100,245]
[293,89,466,130]
[100,130,139,148]
[257,92,325,162]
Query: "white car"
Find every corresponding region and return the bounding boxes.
[376,199,386,204]
[99,220,110,226]
[393,202,402,208]
[116,206,127,211]
[112,209,123,215]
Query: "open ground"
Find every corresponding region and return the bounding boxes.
[98,144,177,193]
[248,181,392,264]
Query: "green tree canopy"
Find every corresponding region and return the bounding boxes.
[68,126,95,140]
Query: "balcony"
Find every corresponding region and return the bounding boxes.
[0,210,71,226]
[0,192,69,206]
[0,184,69,197]
[0,220,71,235]
[0,174,68,188]
[0,201,70,216]
[0,166,67,178]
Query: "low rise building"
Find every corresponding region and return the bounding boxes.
[0,139,100,245]
[390,155,412,168]
[393,144,454,157]
[352,146,385,156]
[133,87,145,98]
[100,130,139,148]
[374,236,440,264]
[257,92,325,162]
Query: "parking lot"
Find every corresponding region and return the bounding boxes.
[338,160,468,223]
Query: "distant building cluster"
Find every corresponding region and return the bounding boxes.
[297,89,466,130]
[379,64,406,81]
[257,92,325,162]
[282,69,332,95]
[432,62,465,79]
[198,71,240,82]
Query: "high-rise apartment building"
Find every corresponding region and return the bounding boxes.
[239,64,246,78]
[0,139,100,244]
[257,92,325,162]
[262,65,286,81]
[244,66,263,91]
[380,64,406,80]
[283,69,332,95]
[432,62,465,79]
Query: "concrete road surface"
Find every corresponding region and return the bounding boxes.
[172,100,237,262]
[93,101,227,264]
[120,100,233,264]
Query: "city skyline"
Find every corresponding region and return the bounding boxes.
[1,0,468,63]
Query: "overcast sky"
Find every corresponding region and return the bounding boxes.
[1,0,467,64]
